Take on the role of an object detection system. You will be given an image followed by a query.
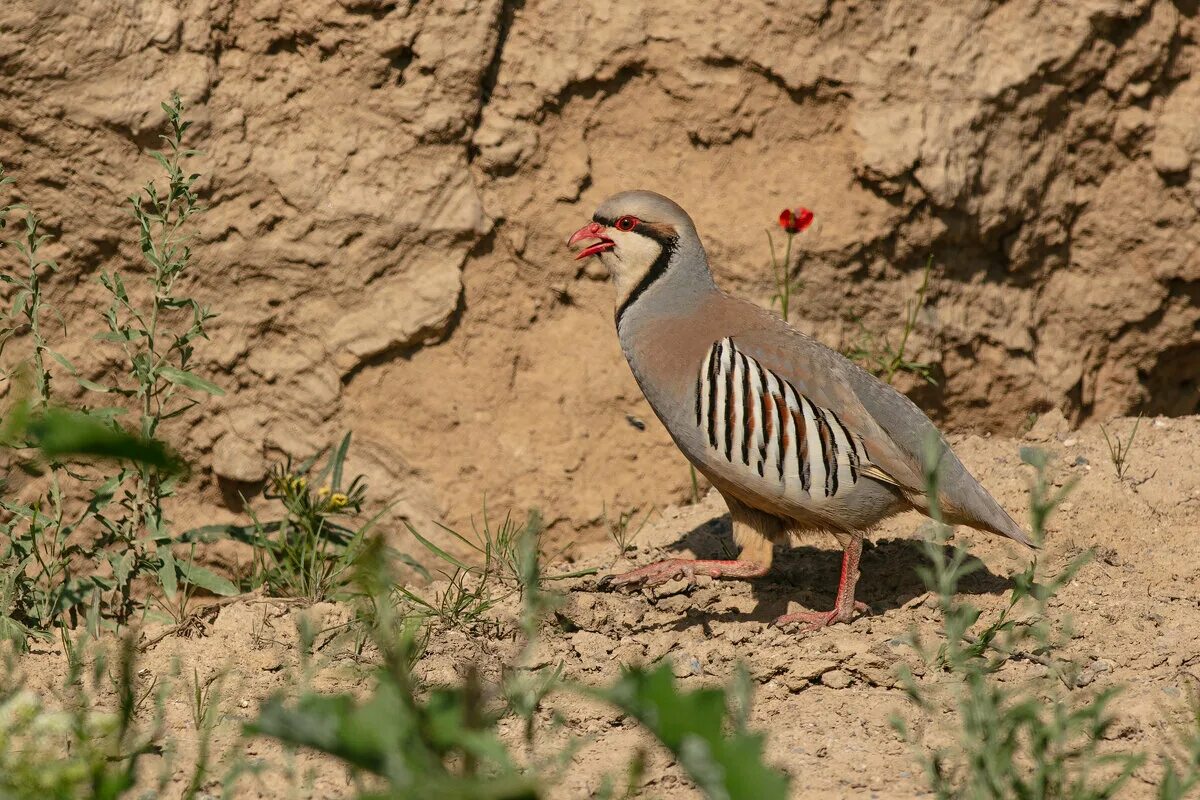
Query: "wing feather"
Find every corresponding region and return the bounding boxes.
[721,309,1032,547]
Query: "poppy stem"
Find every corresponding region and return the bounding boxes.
[781,232,794,322]
[766,229,782,317]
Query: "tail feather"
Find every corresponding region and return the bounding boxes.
[944,488,1036,549]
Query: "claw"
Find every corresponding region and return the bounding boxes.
[773,601,870,632]
[595,558,696,592]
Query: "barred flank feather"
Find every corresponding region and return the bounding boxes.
[698,338,870,501]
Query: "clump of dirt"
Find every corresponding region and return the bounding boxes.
[14,415,1199,798]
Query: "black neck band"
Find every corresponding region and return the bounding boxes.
[616,239,676,328]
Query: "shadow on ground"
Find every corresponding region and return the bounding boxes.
[599,512,1016,628]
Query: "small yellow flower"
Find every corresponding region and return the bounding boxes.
[329,492,349,509]
[291,476,307,492]
[317,485,331,498]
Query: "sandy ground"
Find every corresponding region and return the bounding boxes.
[11,414,1200,798]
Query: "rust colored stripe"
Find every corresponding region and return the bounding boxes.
[755,361,772,471]
[785,384,809,492]
[815,405,839,496]
[772,391,788,481]
[830,409,858,482]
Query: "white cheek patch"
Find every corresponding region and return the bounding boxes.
[604,230,663,306]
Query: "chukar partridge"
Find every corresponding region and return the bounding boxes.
[568,190,1032,630]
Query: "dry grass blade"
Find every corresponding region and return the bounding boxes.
[1099,414,1142,482]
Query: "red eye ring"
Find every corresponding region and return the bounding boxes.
[614,215,638,232]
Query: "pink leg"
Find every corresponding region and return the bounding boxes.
[597,558,769,591]
[774,537,869,631]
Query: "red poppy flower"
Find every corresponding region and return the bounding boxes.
[778,207,814,234]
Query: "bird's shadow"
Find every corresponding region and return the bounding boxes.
[639,512,1014,629]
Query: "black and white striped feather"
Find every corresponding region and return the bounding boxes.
[694,337,869,502]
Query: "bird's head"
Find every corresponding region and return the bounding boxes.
[568,190,705,320]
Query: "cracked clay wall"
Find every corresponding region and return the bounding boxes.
[1,0,1197,536]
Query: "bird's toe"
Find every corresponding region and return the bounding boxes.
[774,605,865,632]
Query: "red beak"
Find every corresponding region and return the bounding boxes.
[567,221,615,260]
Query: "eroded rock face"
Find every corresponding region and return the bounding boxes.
[0,0,1196,533]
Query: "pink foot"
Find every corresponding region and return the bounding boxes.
[773,601,869,632]
[596,558,766,591]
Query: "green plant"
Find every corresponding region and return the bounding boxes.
[0,171,103,641]
[460,507,544,593]
[0,175,62,408]
[250,641,542,800]
[1,408,183,639]
[767,206,813,322]
[0,566,40,650]
[83,92,223,624]
[250,434,373,599]
[0,635,167,799]
[247,541,787,800]
[397,560,500,632]
[1,95,221,637]
[247,542,545,800]
[1,476,108,639]
[603,503,653,556]
[186,667,220,733]
[1159,687,1200,799]
[178,432,389,604]
[396,518,507,632]
[181,665,225,800]
[595,663,789,800]
[0,166,187,645]
[398,505,594,630]
[844,256,936,386]
[893,442,1141,799]
[1099,414,1141,482]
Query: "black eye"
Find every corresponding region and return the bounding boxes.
[615,215,638,232]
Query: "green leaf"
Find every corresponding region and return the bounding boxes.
[159,547,177,598]
[77,377,112,393]
[248,689,403,777]
[26,407,182,471]
[246,683,540,799]
[331,431,352,490]
[176,560,238,597]
[158,365,224,395]
[94,329,141,342]
[111,550,134,587]
[52,576,104,617]
[595,664,789,800]
[0,615,39,652]
[176,522,277,546]
[47,349,76,374]
[404,520,470,572]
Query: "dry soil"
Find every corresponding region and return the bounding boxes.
[13,413,1200,798]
